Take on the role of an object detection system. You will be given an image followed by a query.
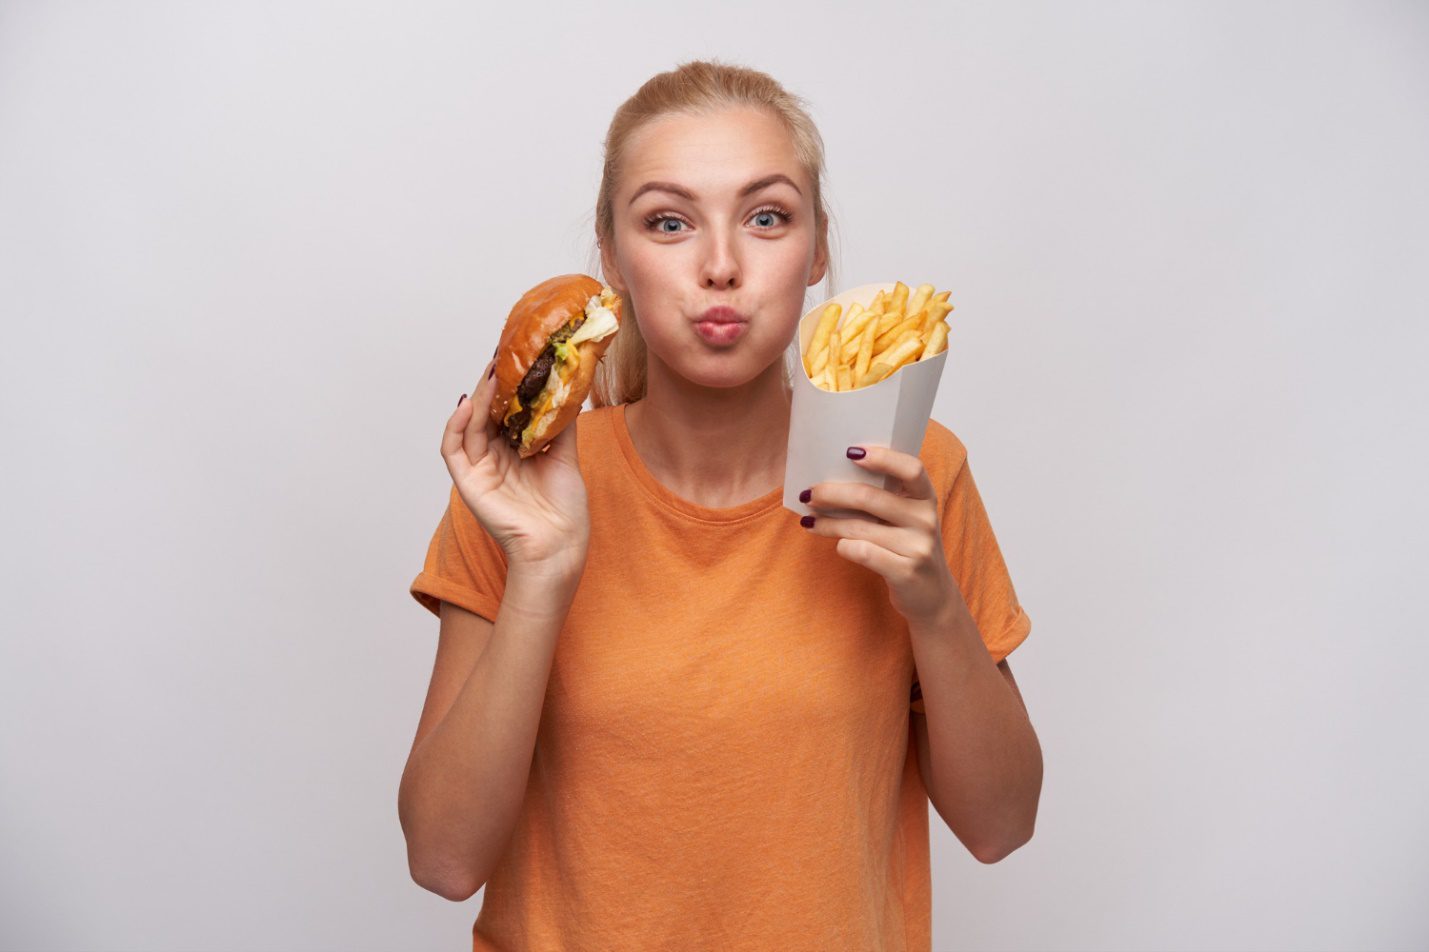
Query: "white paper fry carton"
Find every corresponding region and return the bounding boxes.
[783,282,949,518]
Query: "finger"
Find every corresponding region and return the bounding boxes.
[806,480,934,531]
[802,511,931,561]
[441,389,478,484]
[846,445,935,500]
[834,535,913,577]
[444,357,497,479]
[464,357,503,466]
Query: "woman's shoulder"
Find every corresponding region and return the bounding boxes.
[573,402,620,461]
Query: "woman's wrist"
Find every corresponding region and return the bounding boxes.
[504,553,587,617]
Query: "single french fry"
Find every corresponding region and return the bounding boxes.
[922,300,953,333]
[892,328,921,350]
[858,361,896,389]
[880,299,905,334]
[874,310,903,337]
[933,290,951,304]
[804,303,841,375]
[906,284,934,320]
[890,281,909,315]
[836,363,853,392]
[854,312,879,381]
[876,336,924,374]
[894,341,927,372]
[920,322,949,359]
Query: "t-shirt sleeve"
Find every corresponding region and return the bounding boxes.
[911,433,1031,714]
[409,484,509,624]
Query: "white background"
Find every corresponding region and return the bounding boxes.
[2,2,1426,949]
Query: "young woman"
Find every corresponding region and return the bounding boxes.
[400,59,1042,951]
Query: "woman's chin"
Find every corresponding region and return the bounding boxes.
[682,357,788,391]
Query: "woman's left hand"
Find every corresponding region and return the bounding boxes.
[799,445,965,628]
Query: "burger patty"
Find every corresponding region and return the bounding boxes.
[502,316,586,447]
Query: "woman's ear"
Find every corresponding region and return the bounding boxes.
[808,223,829,287]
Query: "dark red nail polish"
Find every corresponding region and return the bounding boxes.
[800,515,815,528]
[799,488,811,503]
[457,393,467,407]
[846,446,866,460]
[488,364,495,379]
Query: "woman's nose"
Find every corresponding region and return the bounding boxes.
[700,229,740,288]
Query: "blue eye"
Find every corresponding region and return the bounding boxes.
[748,202,794,227]
[645,214,687,234]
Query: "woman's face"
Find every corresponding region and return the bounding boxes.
[601,106,827,390]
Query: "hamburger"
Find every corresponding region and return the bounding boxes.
[489,273,622,458]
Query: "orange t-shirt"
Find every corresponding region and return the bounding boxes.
[410,402,1030,952]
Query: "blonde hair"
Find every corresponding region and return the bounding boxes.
[585,58,839,408]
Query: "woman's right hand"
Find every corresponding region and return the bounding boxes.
[441,355,591,582]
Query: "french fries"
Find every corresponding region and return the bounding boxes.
[804,302,841,378]
[802,281,953,391]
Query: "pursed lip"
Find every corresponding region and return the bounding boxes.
[697,306,748,325]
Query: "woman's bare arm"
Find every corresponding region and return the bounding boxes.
[397,569,577,901]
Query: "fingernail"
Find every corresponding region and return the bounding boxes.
[457,393,467,407]
[846,446,866,460]
[798,488,812,503]
[800,515,815,528]
[488,363,495,379]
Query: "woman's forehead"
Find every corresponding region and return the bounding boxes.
[621,109,804,200]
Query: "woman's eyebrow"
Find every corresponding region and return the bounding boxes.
[627,173,802,207]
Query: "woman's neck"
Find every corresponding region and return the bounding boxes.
[624,363,792,509]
